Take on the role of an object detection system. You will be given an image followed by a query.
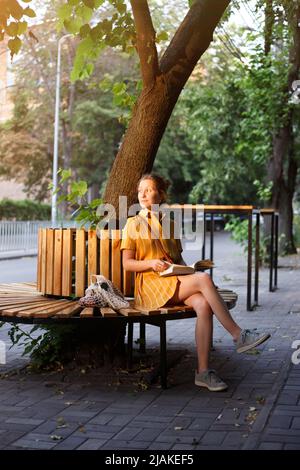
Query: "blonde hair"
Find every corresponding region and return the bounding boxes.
[137,174,170,203]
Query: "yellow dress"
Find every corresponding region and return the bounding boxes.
[120,209,183,310]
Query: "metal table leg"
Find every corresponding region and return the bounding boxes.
[247,211,253,311]
[127,322,133,369]
[210,213,214,279]
[274,213,279,289]
[269,212,275,292]
[254,212,260,306]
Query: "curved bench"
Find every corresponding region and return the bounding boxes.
[0,282,237,388]
[0,227,238,388]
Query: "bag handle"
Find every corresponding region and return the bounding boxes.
[91,274,104,284]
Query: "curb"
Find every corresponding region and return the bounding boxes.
[242,350,292,450]
[0,252,37,261]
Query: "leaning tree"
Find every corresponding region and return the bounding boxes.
[55,0,231,208]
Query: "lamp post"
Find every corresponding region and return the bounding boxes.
[51,34,72,226]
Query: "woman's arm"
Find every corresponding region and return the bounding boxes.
[122,250,169,273]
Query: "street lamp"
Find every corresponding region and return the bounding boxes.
[51,33,72,226]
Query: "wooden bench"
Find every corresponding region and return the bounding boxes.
[0,228,238,388]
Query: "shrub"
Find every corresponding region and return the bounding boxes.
[0,199,51,220]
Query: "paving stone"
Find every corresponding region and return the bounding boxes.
[53,436,87,450]
[200,431,227,445]
[259,442,284,450]
[77,438,108,450]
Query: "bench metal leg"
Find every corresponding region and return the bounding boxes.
[247,212,253,311]
[139,322,146,354]
[274,213,279,289]
[127,322,133,369]
[160,321,167,389]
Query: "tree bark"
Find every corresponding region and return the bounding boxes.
[265,3,300,254]
[104,0,230,210]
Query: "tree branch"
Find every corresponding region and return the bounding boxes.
[130,0,159,88]
[264,0,274,55]
[160,0,230,78]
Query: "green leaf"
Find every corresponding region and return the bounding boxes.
[8,36,22,56]
[60,168,72,183]
[64,17,82,34]
[115,1,126,15]
[76,36,95,56]
[112,81,126,95]
[58,4,73,21]
[156,31,168,43]
[83,0,95,7]
[17,21,28,35]
[23,7,36,18]
[76,4,93,23]
[10,1,24,21]
[70,180,88,197]
[79,23,91,38]
[5,22,19,36]
[89,198,103,208]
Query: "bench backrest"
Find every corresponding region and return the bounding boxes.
[37,228,134,298]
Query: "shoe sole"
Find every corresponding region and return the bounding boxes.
[195,380,228,392]
[236,333,271,354]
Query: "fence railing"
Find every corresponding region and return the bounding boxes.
[0,221,77,253]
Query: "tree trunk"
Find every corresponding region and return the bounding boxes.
[265,4,300,254]
[104,0,231,211]
[104,75,180,210]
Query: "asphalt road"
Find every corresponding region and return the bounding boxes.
[0,256,37,283]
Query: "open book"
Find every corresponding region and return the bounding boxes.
[159,259,214,277]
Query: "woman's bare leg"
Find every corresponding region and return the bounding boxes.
[184,293,213,372]
[173,273,241,340]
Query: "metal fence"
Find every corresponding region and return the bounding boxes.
[0,221,77,253]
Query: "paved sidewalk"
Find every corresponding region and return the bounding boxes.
[0,233,299,450]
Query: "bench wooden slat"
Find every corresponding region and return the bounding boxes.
[99,229,110,279]
[88,230,97,286]
[41,229,47,294]
[37,229,42,292]
[75,229,86,298]
[53,229,63,296]
[55,303,82,318]
[17,300,76,318]
[100,307,119,317]
[46,229,54,294]
[0,298,53,309]
[1,300,70,316]
[80,307,94,317]
[159,305,193,314]
[138,309,162,316]
[62,229,73,296]
[111,230,122,291]
[118,307,143,317]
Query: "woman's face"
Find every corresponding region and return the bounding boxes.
[138,179,161,209]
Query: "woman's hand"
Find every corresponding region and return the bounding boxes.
[148,259,169,272]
